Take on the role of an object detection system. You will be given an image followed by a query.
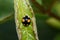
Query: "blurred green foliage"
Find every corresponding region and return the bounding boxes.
[51,1,60,17]
[0,0,60,40]
[0,0,14,23]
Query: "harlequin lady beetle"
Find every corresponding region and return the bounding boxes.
[22,15,31,26]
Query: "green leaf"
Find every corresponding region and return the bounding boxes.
[46,18,60,29]
[36,0,42,5]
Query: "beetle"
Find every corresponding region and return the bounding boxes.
[22,15,31,26]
